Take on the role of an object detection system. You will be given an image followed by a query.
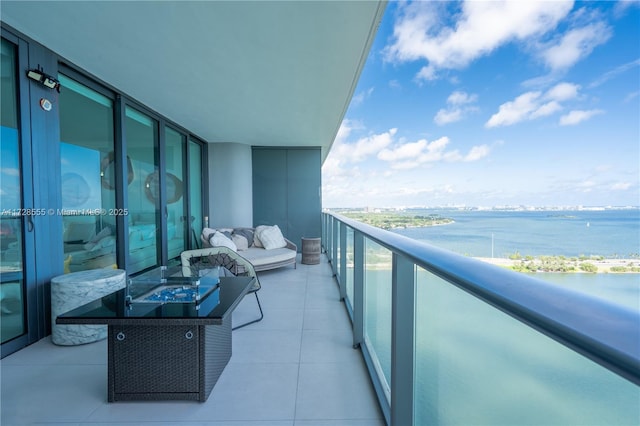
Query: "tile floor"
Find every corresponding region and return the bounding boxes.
[1,254,384,426]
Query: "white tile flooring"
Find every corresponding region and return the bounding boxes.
[1,254,384,426]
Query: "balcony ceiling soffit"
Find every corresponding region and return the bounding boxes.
[1,1,384,161]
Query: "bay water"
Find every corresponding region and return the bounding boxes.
[362,208,639,424]
[392,208,639,259]
[391,208,640,310]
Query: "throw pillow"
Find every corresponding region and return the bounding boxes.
[253,225,269,248]
[233,228,254,247]
[201,228,216,246]
[209,231,237,251]
[231,234,249,251]
[219,229,233,240]
[257,225,287,250]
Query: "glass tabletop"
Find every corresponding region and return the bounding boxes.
[56,275,254,325]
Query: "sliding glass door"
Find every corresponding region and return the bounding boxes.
[125,107,160,274]
[58,74,117,272]
[165,127,186,260]
[0,38,26,344]
[188,139,203,249]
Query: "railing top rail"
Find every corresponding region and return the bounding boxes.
[325,211,640,386]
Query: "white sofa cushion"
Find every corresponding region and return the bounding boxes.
[242,246,296,267]
[231,234,249,250]
[252,225,268,248]
[256,225,287,250]
[209,231,237,251]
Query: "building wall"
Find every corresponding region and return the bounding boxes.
[252,147,322,251]
[208,143,253,228]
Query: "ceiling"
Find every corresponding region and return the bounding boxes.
[1,1,386,162]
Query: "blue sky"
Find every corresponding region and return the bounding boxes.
[322,0,640,208]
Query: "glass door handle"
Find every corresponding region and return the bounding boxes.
[26,215,34,232]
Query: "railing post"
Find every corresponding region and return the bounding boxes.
[352,230,365,348]
[327,215,333,263]
[331,217,338,276]
[338,221,347,301]
[391,253,416,426]
[321,213,326,253]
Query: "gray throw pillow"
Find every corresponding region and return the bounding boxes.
[233,228,254,247]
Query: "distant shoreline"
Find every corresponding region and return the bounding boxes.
[475,257,640,273]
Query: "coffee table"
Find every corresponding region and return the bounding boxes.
[56,266,254,402]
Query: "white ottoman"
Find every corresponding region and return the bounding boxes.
[51,268,126,345]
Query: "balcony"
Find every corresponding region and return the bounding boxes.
[2,212,638,426]
[0,254,384,425]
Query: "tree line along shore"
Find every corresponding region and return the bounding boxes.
[477,255,640,274]
[340,212,454,229]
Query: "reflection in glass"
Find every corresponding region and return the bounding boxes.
[58,74,117,272]
[346,227,354,306]
[414,267,640,425]
[125,106,160,274]
[165,128,186,260]
[1,38,25,343]
[364,239,392,395]
[188,140,203,248]
[336,223,342,280]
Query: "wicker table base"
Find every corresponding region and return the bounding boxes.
[108,321,231,402]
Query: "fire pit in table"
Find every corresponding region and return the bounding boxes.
[142,285,204,302]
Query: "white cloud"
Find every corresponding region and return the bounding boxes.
[1,168,20,177]
[464,145,491,162]
[326,121,396,164]
[530,101,562,119]
[351,87,375,106]
[389,160,422,170]
[323,121,494,202]
[448,91,478,105]
[349,129,397,162]
[545,82,580,101]
[416,65,437,82]
[322,121,397,183]
[611,182,632,191]
[614,0,640,17]
[625,90,640,103]
[434,90,478,125]
[486,91,542,127]
[559,109,604,126]
[589,58,640,88]
[434,108,463,126]
[540,22,611,71]
[486,82,582,127]
[595,164,613,173]
[378,139,427,162]
[384,0,573,80]
[379,136,490,169]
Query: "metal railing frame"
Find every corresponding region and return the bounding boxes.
[322,211,640,426]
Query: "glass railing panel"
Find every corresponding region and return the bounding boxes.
[345,226,354,307]
[414,266,640,425]
[326,217,333,262]
[336,223,342,280]
[364,238,392,395]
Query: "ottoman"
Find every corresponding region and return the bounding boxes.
[51,268,126,345]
